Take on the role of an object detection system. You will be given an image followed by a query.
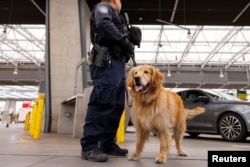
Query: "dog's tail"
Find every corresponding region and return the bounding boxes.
[186,107,205,119]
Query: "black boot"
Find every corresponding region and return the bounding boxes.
[81,148,109,162]
[101,144,128,156]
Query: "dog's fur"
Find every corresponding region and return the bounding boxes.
[126,65,205,163]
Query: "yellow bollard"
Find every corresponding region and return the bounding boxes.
[33,93,45,139]
[116,110,125,143]
[24,112,31,130]
[29,100,38,137]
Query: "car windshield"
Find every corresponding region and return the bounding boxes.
[204,89,241,101]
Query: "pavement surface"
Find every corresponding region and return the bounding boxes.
[0,123,250,167]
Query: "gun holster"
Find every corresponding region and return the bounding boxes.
[91,44,109,68]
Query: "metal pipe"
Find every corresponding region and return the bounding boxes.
[44,0,51,133]
[78,0,88,90]
[74,58,86,95]
[232,2,250,23]
[170,0,179,22]
[156,19,190,32]
[31,0,46,16]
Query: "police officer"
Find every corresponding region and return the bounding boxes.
[80,0,134,162]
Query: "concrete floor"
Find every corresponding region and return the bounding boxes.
[0,123,249,167]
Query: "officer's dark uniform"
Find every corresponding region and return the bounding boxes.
[80,2,133,154]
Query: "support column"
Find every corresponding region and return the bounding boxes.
[3,100,16,112]
[48,0,90,132]
[2,100,16,124]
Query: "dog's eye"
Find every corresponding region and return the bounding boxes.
[135,71,138,75]
[144,70,149,74]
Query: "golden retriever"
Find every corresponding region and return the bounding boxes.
[126,65,205,163]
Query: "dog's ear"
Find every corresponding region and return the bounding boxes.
[126,67,135,88]
[152,67,164,87]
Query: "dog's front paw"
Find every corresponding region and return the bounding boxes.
[178,151,187,156]
[128,153,140,161]
[155,156,167,163]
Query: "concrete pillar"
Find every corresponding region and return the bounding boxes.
[49,0,90,132]
[3,100,16,112]
[2,100,16,123]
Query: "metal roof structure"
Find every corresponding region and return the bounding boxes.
[0,85,38,100]
[0,24,45,66]
[0,25,45,100]
[1,0,249,26]
[87,0,250,26]
[0,0,250,99]
[133,25,250,67]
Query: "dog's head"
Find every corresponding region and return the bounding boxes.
[126,65,164,94]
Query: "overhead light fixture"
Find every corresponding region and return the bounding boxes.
[167,71,171,77]
[13,66,18,75]
[167,69,171,77]
[167,64,171,77]
[187,29,191,38]
[219,69,224,78]
[3,25,7,33]
[2,25,7,38]
[156,19,191,36]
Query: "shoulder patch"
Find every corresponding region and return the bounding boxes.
[98,6,109,15]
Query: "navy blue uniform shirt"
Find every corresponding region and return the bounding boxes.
[91,2,128,49]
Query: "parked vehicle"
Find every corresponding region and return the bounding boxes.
[176,89,250,142]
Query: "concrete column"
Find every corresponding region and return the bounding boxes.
[49,0,90,132]
[2,100,16,123]
[3,100,16,112]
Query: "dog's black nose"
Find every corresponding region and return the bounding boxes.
[134,76,141,85]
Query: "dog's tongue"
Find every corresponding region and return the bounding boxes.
[135,85,144,92]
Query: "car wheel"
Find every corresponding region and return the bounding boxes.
[218,113,247,142]
[188,132,200,138]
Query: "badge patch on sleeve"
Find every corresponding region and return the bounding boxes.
[99,6,109,15]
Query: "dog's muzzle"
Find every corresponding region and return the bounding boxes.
[134,76,150,93]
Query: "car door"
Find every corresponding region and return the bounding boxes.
[182,90,215,133]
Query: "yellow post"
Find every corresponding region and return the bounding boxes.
[29,100,38,137]
[33,93,45,139]
[116,110,125,143]
[24,112,31,130]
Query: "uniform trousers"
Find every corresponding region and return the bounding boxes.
[80,57,126,152]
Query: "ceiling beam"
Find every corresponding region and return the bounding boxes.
[177,26,203,67]
[225,46,250,69]
[154,25,164,66]
[201,26,244,69]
